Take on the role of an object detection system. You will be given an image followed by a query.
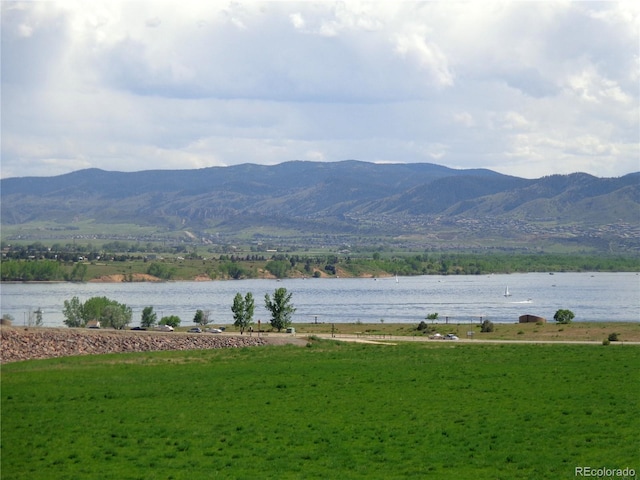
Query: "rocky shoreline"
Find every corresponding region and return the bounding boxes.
[0,327,268,364]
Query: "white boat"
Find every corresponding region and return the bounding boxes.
[504,286,512,297]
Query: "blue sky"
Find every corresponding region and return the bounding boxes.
[2,1,638,179]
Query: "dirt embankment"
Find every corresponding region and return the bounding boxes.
[0,327,268,364]
[88,273,163,282]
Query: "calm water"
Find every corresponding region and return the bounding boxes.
[1,273,638,327]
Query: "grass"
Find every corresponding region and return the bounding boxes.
[2,341,639,479]
[218,321,640,343]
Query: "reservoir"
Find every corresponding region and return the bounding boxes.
[1,272,638,327]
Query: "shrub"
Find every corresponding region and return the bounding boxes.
[554,309,575,324]
[602,338,610,346]
[481,320,495,333]
[607,332,619,342]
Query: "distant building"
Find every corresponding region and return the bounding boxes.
[519,314,546,323]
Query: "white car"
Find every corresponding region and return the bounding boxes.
[444,334,459,340]
[205,328,223,334]
[429,333,444,340]
[154,325,174,332]
[188,327,202,333]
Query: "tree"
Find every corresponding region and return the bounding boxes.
[147,262,175,280]
[554,309,575,324]
[265,260,290,279]
[264,288,296,332]
[62,296,84,327]
[193,309,211,326]
[160,315,181,328]
[231,292,255,334]
[83,297,113,325]
[480,319,495,332]
[62,296,132,329]
[101,303,132,330]
[140,306,157,328]
[69,262,88,282]
[426,312,439,322]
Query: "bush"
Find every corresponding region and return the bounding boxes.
[602,338,610,346]
[554,309,575,324]
[481,320,495,333]
[607,332,619,342]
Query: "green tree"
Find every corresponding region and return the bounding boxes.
[231,292,255,334]
[63,296,132,329]
[140,306,157,328]
[160,315,181,328]
[83,297,113,325]
[101,303,132,330]
[554,309,575,324]
[193,309,210,326]
[62,296,84,327]
[480,319,495,332]
[264,288,296,332]
[265,260,290,279]
[69,262,88,282]
[220,262,247,279]
[147,262,175,280]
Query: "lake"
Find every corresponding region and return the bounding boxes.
[1,272,638,327]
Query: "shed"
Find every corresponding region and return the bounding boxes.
[519,314,546,324]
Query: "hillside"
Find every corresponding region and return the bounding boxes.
[1,160,638,252]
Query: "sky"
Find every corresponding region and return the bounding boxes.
[1,1,639,180]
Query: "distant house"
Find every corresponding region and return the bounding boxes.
[519,314,546,323]
[86,320,101,329]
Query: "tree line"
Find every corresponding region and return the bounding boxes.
[2,251,638,282]
[61,288,296,332]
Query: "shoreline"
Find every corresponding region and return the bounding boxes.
[3,270,639,285]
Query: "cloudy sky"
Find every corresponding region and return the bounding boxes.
[2,1,638,180]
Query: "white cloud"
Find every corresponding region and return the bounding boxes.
[1,1,638,180]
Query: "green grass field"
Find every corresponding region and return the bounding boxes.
[1,341,638,479]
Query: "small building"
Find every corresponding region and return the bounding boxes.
[519,314,546,324]
[86,320,101,329]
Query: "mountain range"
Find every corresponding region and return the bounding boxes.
[1,160,638,251]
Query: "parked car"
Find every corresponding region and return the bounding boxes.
[154,325,174,332]
[188,327,202,333]
[445,334,459,340]
[131,326,147,331]
[205,328,223,334]
[429,333,444,340]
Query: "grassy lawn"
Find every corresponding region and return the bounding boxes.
[1,341,638,479]
[222,321,640,343]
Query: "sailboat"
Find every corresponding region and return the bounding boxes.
[503,286,511,297]
[395,274,399,284]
